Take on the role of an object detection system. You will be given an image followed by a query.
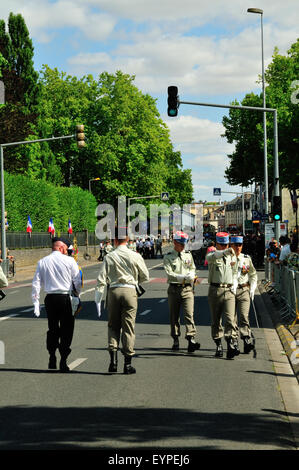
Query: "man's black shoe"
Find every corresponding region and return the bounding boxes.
[48,354,57,370]
[59,359,70,372]
[187,338,200,353]
[172,337,179,351]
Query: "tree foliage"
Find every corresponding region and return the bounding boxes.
[0,13,193,213]
[222,38,299,191]
[0,13,41,173]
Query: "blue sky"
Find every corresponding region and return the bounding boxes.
[2,0,299,203]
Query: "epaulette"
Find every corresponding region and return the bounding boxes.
[244,254,250,258]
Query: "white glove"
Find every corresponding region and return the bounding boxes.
[96,302,101,318]
[185,271,196,282]
[176,274,185,284]
[213,250,225,259]
[250,282,257,300]
[95,290,104,318]
[33,301,40,318]
[224,248,234,256]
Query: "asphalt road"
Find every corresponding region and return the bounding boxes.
[0,257,297,453]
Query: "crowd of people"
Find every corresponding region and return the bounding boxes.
[266,232,299,270]
[98,236,164,261]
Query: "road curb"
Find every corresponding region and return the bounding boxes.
[258,282,299,383]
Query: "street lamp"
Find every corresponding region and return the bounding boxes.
[89,177,100,192]
[247,7,269,220]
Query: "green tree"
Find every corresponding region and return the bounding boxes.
[222,38,299,190]
[0,13,41,173]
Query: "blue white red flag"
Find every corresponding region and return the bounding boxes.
[68,219,73,234]
[48,217,55,234]
[26,216,32,233]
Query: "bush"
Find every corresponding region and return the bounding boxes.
[3,172,97,232]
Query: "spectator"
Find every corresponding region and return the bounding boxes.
[279,236,291,265]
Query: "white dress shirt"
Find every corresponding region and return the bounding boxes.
[32,251,82,304]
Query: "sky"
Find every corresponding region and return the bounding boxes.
[2,0,299,203]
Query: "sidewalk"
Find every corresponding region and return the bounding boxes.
[258,281,299,382]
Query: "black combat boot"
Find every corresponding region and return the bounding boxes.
[123,356,136,375]
[108,350,118,373]
[187,337,200,353]
[226,337,240,360]
[172,336,179,351]
[214,339,223,358]
[243,335,255,354]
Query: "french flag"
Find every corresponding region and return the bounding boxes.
[48,217,55,234]
[26,216,32,233]
[68,219,73,234]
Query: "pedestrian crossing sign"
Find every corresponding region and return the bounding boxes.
[213,188,221,196]
[161,192,169,201]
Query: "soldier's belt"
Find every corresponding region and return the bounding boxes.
[238,283,250,288]
[170,283,192,288]
[210,283,232,288]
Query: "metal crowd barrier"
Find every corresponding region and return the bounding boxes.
[263,259,299,325]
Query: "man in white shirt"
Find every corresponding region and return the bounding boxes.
[279,236,291,263]
[32,238,82,372]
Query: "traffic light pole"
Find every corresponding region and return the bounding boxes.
[178,99,280,240]
[0,133,75,271]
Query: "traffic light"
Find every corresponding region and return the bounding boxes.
[76,124,86,148]
[167,86,179,117]
[272,195,282,221]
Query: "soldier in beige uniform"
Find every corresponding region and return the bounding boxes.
[230,235,257,353]
[163,231,200,353]
[95,231,149,374]
[206,232,239,359]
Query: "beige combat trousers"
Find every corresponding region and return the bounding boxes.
[208,285,238,340]
[107,287,138,357]
[235,286,251,338]
[167,284,197,339]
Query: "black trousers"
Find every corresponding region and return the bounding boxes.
[45,294,74,358]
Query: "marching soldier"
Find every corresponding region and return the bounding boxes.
[206,232,239,359]
[95,229,149,375]
[163,231,200,353]
[230,235,257,353]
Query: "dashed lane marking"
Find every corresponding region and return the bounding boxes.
[0,314,20,321]
[139,310,151,316]
[68,358,87,370]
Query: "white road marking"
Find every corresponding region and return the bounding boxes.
[20,307,34,313]
[68,358,87,370]
[0,314,20,321]
[139,310,151,316]
[159,299,167,303]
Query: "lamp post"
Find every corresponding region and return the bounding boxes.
[89,177,100,193]
[247,8,269,221]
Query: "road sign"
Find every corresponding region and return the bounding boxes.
[252,210,261,220]
[213,188,221,196]
[161,192,169,201]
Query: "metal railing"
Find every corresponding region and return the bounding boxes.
[2,231,98,250]
[263,258,299,326]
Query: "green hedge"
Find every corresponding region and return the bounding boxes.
[3,172,97,232]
